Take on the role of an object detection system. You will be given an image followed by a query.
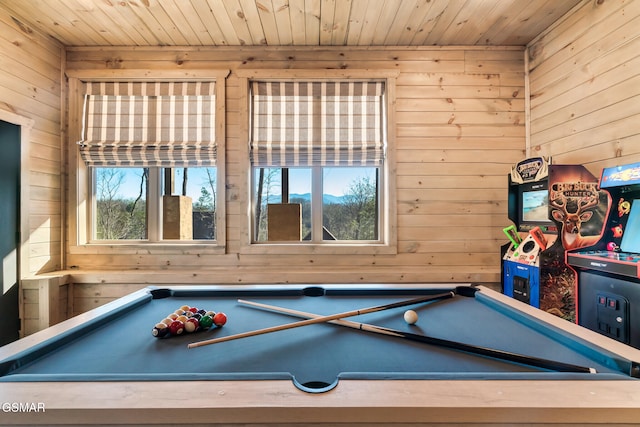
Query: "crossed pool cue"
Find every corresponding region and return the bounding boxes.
[187,289,458,348]
[187,288,595,374]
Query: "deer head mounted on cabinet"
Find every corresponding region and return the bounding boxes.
[550,193,601,250]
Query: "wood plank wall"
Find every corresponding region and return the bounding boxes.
[0,10,63,275]
[528,0,640,172]
[0,10,64,333]
[63,46,525,311]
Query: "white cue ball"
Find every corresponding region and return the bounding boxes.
[404,309,419,325]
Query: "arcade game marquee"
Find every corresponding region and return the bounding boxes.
[567,161,640,349]
[502,157,608,322]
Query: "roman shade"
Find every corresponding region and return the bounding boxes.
[78,81,216,167]
[250,81,385,167]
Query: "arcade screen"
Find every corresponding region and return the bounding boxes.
[522,189,550,223]
[621,199,640,254]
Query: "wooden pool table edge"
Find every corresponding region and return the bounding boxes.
[1,379,640,425]
[2,285,640,425]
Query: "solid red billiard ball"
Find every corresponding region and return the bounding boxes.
[185,317,199,333]
[169,320,184,336]
[188,307,198,314]
[213,312,227,327]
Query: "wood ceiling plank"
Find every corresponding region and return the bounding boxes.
[273,0,294,45]
[422,0,470,46]
[344,0,367,46]
[221,0,258,45]
[204,0,242,45]
[98,0,171,46]
[329,0,351,45]
[356,0,384,45]
[304,0,321,45]
[288,0,307,45]
[438,0,505,45]
[501,0,578,46]
[409,0,451,45]
[394,0,437,46]
[174,0,216,45]
[319,0,336,45]
[478,0,550,45]
[155,0,203,45]
[0,0,585,47]
[470,0,519,45]
[371,0,403,46]
[129,0,190,45]
[60,0,126,45]
[190,0,229,46]
[9,0,106,45]
[255,0,280,45]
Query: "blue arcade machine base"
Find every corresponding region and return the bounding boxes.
[503,260,539,307]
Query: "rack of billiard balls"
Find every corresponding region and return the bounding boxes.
[152,305,227,338]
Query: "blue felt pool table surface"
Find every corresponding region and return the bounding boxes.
[1,284,638,393]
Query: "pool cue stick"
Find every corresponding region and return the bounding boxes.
[239,299,597,374]
[187,291,456,349]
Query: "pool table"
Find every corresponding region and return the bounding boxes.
[1,283,640,426]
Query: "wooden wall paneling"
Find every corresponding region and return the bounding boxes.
[72,283,147,316]
[530,15,640,116]
[532,77,640,151]
[60,46,524,299]
[0,8,63,282]
[528,0,640,172]
[21,274,70,335]
[527,0,632,72]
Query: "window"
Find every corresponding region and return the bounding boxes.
[77,81,221,243]
[249,80,386,244]
[92,167,217,241]
[253,167,379,242]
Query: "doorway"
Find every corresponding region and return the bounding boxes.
[0,120,20,346]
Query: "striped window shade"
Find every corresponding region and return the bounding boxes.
[78,81,216,167]
[250,81,385,167]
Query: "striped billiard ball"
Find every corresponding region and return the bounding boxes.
[185,317,199,333]
[152,322,169,338]
[169,320,184,336]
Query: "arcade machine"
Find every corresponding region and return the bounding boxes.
[502,157,608,322]
[567,161,640,349]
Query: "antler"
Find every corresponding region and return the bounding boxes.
[577,194,599,213]
[549,193,567,211]
[550,192,598,214]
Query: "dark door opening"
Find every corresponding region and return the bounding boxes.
[0,120,21,346]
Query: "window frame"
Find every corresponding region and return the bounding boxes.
[238,69,398,255]
[67,70,229,255]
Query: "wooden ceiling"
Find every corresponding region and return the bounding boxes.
[2,0,582,47]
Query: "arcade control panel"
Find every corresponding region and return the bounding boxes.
[568,250,640,279]
[503,226,547,266]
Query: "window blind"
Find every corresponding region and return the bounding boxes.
[250,81,385,167]
[78,81,216,167]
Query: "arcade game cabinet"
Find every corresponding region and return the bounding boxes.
[502,157,608,322]
[567,161,640,349]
